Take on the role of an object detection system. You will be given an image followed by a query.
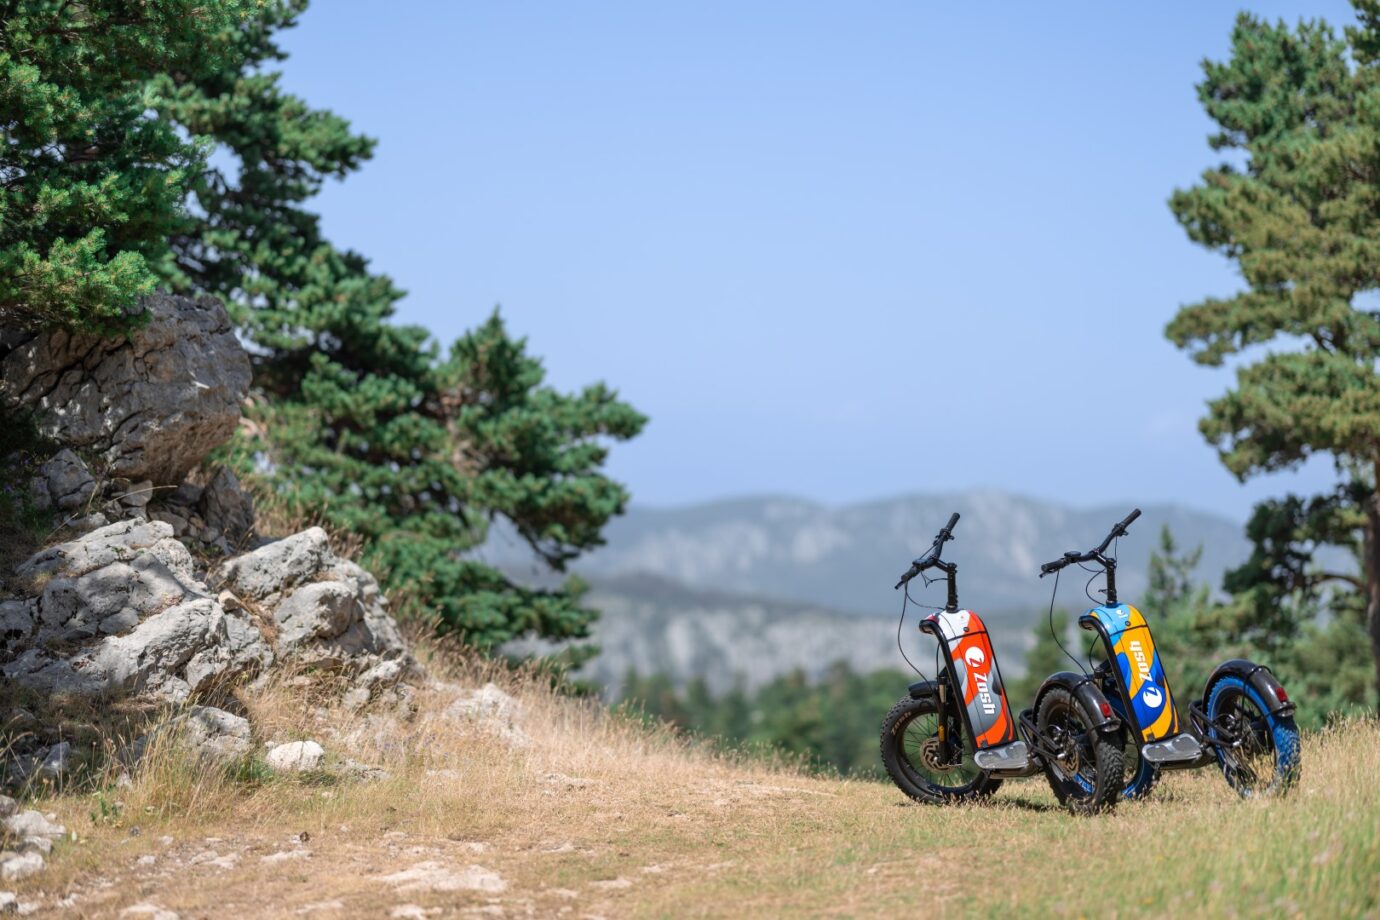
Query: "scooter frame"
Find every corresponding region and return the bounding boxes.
[899,526,1122,786]
[1044,510,1297,779]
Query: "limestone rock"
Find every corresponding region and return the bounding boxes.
[29,450,96,513]
[0,293,251,484]
[0,852,42,882]
[17,836,50,856]
[213,528,332,606]
[2,520,271,701]
[111,479,155,510]
[197,468,254,548]
[135,706,252,766]
[265,740,324,773]
[443,683,529,748]
[2,811,64,841]
[214,528,406,663]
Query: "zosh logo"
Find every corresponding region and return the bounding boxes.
[1129,640,1163,709]
[963,646,997,716]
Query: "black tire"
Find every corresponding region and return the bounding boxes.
[1119,727,1162,801]
[1035,686,1124,815]
[1205,676,1301,797]
[880,694,1002,805]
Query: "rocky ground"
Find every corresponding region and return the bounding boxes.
[0,295,416,894]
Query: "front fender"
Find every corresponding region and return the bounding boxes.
[908,679,940,701]
[1035,671,1121,732]
[1203,659,1294,717]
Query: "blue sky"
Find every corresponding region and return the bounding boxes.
[276,1,1359,519]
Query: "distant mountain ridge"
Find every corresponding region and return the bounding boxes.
[495,490,1252,695]
[559,489,1247,616]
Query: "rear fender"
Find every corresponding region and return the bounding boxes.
[1035,671,1121,732]
[1203,659,1295,717]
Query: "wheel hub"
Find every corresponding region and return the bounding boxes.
[1050,724,1083,773]
[918,735,956,773]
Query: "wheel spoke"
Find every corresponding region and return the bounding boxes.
[897,708,981,792]
[1212,687,1275,794]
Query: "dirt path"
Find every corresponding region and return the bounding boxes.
[10,673,1379,918]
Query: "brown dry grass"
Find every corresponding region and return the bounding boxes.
[10,643,1380,919]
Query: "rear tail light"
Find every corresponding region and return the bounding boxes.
[1099,701,1113,718]
[1274,686,1289,704]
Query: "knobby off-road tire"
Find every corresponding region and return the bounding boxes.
[880,695,1002,805]
[1205,675,1301,798]
[1119,732,1162,801]
[1036,686,1125,815]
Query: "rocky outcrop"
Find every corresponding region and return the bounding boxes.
[0,290,417,885]
[2,519,271,700]
[28,450,96,513]
[0,805,66,881]
[213,527,409,695]
[2,518,410,704]
[0,293,251,485]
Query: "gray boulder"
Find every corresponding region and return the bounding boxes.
[198,468,255,548]
[0,293,251,485]
[214,528,406,662]
[1,812,63,841]
[29,450,96,513]
[35,743,71,782]
[2,520,271,701]
[134,706,252,766]
[264,740,324,773]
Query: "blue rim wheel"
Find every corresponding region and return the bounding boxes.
[1205,676,1300,797]
[1108,695,1161,800]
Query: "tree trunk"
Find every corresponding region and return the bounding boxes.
[1365,483,1380,716]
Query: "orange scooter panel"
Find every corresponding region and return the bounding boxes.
[924,609,1017,749]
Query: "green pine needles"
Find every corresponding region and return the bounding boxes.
[2,0,646,648]
[1169,2,1380,714]
[0,0,246,331]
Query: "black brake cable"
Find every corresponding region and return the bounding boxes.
[897,578,942,682]
[1046,568,1088,675]
[1082,566,1103,606]
[1081,534,1121,671]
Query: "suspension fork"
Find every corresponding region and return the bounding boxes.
[936,678,964,765]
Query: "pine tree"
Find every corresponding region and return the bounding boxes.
[1169,4,1380,711]
[1145,525,1204,622]
[0,0,242,332]
[144,2,645,646]
[1010,610,1076,705]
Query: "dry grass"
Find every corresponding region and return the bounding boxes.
[11,644,1380,919]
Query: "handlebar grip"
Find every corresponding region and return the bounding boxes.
[1119,508,1142,530]
[1039,560,1062,576]
[943,512,960,535]
[895,563,922,590]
